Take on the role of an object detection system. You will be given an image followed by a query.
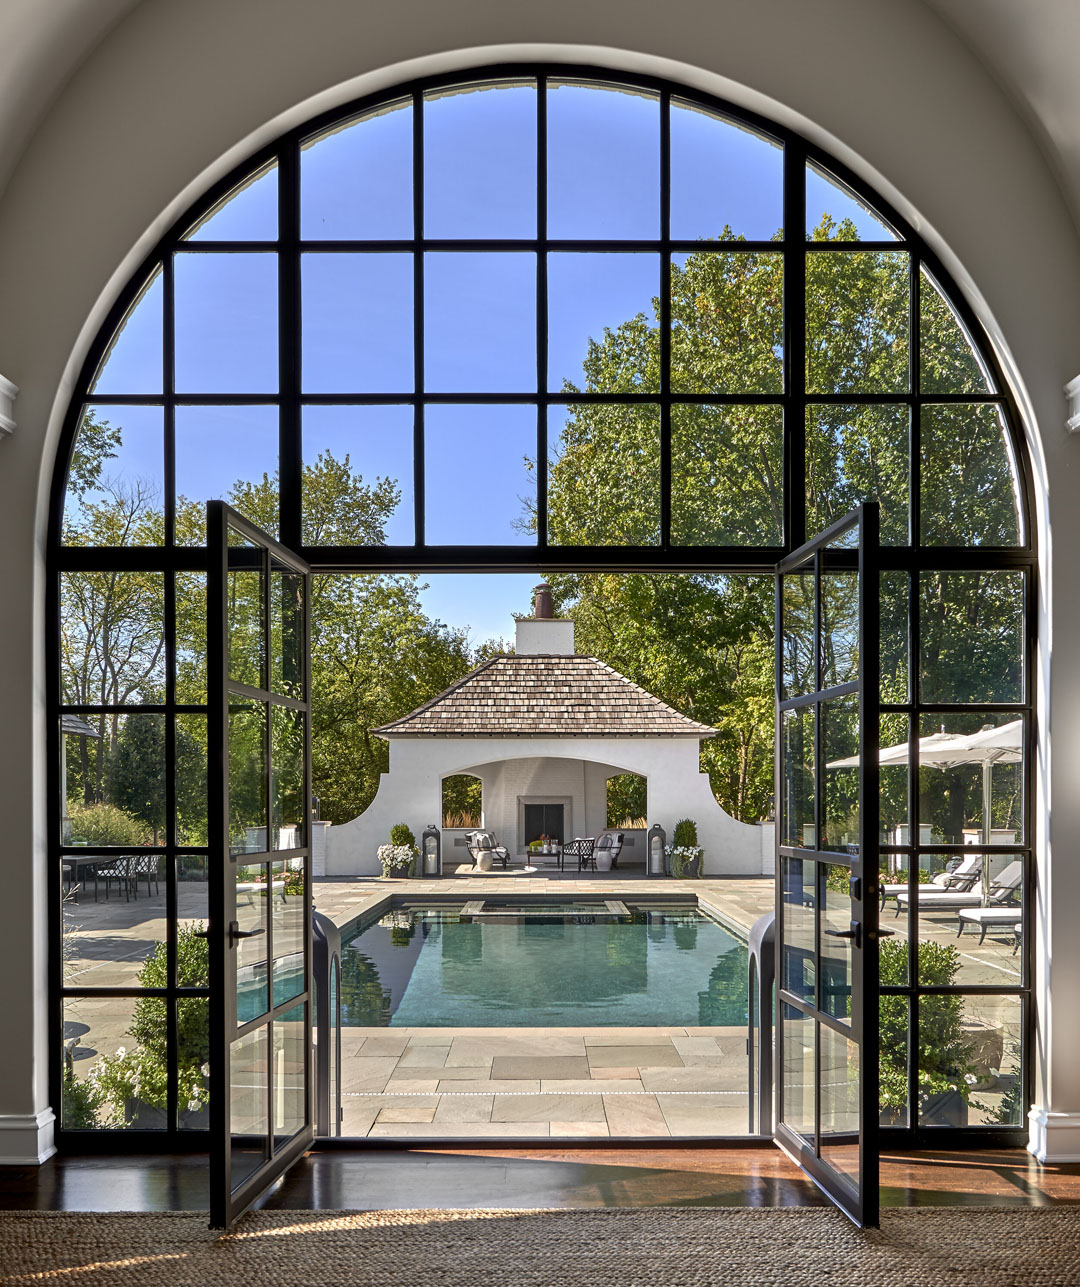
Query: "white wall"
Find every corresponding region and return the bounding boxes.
[326,737,770,876]
[0,0,1078,1162]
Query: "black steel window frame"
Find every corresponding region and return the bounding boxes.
[46,62,1037,1151]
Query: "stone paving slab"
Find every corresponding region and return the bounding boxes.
[587,1044,684,1068]
[490,1056,592,1080]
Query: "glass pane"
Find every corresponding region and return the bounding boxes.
[63,713,166,847]
[175,572,207,704]
[235,861,270,1023]
[272,860,305,1006]
[821,700,859,854]
[820,864,853,1020]
[915,993,974,1127]
[671,251,783,394]
[781,707,816,849]
[919,572,1024,704]
[920,405,1021,546]
[781,571,815,699]
[271,706,305,849]
[301,100,413,240]
[176,714,208,846]
[59,852,165,986]
[230,1027,269,1186]
[547,403,660,546]
[966,994,1023,1127]
[90,271,163,394]
[273,1003,308,1144]
[548,253,659,393]
[60,571,165,704]
[302,253,413,393]
[781,856,816,1002]
[671,404,783,545]
[62,997,164,1130]
[185,165,277,241]
[178,997,210,1130]
[270,565,305,700]
[781,1004,814,1140]
[424,404,536,545]
[916,713,1025,845]
[228,563,265,689]
[425,253,536,393]
[918,854,1023,987]
[175,404,279,544]
[174,252,277,393]
[806,164,897,241]
[547,82,659,239]
[806,404,909,544]
[920,266,993,395]
[819,1024,859,1189]
[670,100,783,241]
[880,571,909,705]
[177,857,210,982]
[806,251,909,394]
[879,993,909,1127]
[63,405,165,545]
[821,572,858,690]
[424,81,536,238]
[302,404,413,545]
[879,711,911,845]
[229,702,268,856]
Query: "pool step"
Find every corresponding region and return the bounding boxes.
[460,900,486,918]
[605,899,631,917]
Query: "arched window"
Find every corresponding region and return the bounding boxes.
[51,66,1034,1142]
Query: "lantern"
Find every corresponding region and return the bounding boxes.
[648,823,667,877]
[421,824,441,878]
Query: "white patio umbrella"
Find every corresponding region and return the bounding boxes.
[828,719,1023,896]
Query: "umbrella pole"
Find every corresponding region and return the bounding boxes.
[981,760,993,904]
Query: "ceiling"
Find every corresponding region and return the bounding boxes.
[0,0,1078,229]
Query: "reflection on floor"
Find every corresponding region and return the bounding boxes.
[2,1149,1079,1212]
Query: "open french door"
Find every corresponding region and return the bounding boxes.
[774,503,881,1226]
[207,502,314,1228]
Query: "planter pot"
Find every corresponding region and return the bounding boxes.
[125,1097,209,1131]
[475,852,494,872]
[674,856,702,879]
[595,851,613,872]
[920,1088,969,1127]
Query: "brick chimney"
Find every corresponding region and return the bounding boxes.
[515,582,575,655]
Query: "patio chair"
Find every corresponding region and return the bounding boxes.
[894,877,984,917]
[464,830,510,870]
[564,836,596,872]
[131,853,161,899]
[96,855,135,902]
[594,831,624,870]
[880,853,981,910]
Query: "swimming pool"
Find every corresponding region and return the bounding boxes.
[338,902,748,1028]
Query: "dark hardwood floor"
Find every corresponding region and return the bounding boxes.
[1,1146,1078,1211]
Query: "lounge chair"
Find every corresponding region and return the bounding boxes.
[464,830,510,870]
[954,861,1024,942]
[593,831,624,870]
[880,853,981,910]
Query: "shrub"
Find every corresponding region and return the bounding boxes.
[879,938,972,1117]
[67,802,146,847]
[672,818,698,847]
[389,823,416,848]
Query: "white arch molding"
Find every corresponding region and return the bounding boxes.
[1,2,1078,1167]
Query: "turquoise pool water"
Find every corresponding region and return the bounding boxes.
[338,904,748,1027]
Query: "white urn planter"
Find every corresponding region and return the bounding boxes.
[475,852,494,872]
[595,851,613,872]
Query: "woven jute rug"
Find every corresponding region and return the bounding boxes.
[0,1206,1077,1286]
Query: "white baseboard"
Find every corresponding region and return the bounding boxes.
[1028,1106,1080,1162]
[0,1107,56,1165]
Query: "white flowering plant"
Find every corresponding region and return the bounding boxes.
[665,818,704,878]
[379,823,419,877]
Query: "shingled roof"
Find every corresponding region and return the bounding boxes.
[374,654,716,739]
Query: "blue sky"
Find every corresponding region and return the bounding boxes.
[78,81,881,639]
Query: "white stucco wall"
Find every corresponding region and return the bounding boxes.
[326,737,772,876]
[0,0,1078,1163]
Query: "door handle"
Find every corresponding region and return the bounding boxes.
[824,920,861,947]
[229,920,266,943]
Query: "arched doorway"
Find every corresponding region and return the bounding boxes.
[48,65,1036,1225]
